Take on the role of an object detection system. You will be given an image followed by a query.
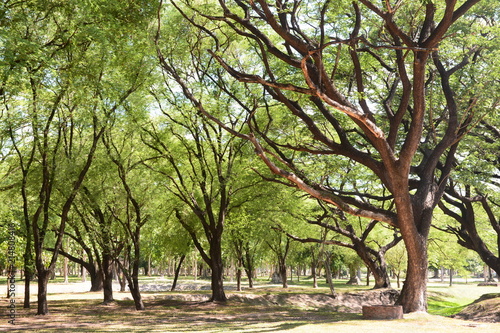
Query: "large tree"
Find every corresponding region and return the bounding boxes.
[166,0,490,312]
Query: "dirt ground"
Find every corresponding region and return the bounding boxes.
[453,293,500,323]
[2,280,500,332]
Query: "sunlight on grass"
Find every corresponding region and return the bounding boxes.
[2,277,500,332]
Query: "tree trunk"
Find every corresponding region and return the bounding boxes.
[23,244,33,309]
[128,277,144,310]
[394,181,432,313]
[279,263,288,288]
[81,265,86,282]
[324,252,336,297]
[171,254,186,292]
[236,266,242,292]
[243,250,255,288]
[23,266,32,309]
[209,244,227,302]
[63,257,69,283]
[370,264,392,289]
[396,233,428,313]
[118,268,127,292]
[235,255,242,291]
[346,266,360,285]
[147,254,152,277]
[102,254,114,304]
[244,268,254,288]
[88,266,103,292]
[312,262,318,288]
[36,269,51,315]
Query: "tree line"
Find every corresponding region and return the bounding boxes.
[0,0,498,315]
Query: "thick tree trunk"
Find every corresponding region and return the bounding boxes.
[393,176,433,313]
[88,266,104,292]
[102,254,114,304]
[396,233,428,313]
[279,263,288,288]
[397,259,428,312]
[431,267,440,279]
[208,239,227,302]
[36,269,51,315]
[369,262,392,289]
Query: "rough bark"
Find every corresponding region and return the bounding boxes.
[209,239,227,302]
[102,253,114,304]
[36,269,51,315]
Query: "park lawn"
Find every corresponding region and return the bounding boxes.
[1,278,500,332]
[2,295,500,333]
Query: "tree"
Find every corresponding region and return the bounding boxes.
[141,86,257,302]
[227,210,266,290]
[103,123,157,310]
[167,0,489,312]
[438,120,500,279]
[286,203,401,289]
[386,242,407,288]
[1,0,154,313]
[439,185,500,279]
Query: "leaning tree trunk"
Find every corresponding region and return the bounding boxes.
[359,251,392,289]
[171,254,186,292]
[127,274,144,310]
[129,284,144,310]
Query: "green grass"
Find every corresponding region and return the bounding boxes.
[428,294,467,316]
